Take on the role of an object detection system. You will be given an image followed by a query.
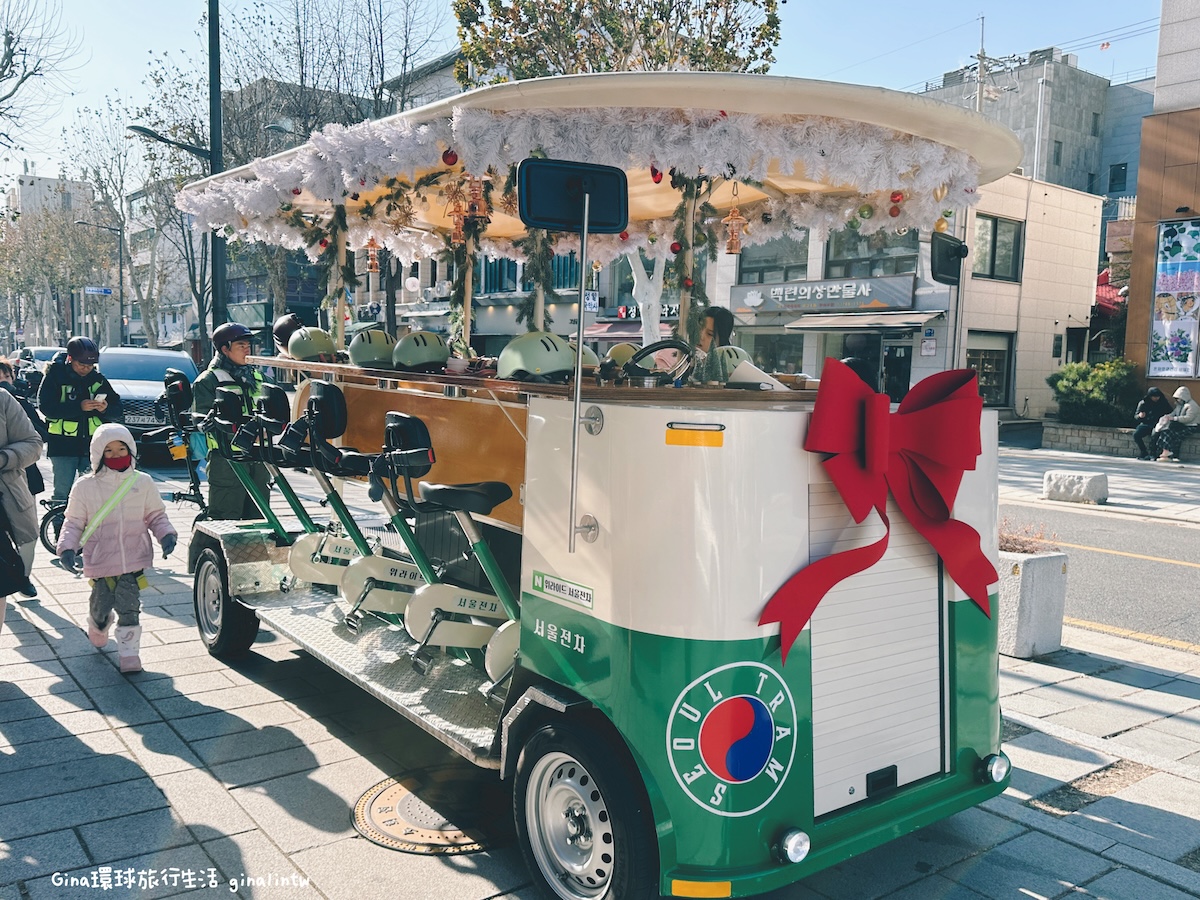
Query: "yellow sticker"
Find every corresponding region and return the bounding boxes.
[665,423,725,447]
[670,880,732,898]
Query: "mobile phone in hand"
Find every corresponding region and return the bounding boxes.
[94,394,107,401]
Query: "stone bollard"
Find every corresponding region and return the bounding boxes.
[1042,470,1108,504]
[998,550,1068,658]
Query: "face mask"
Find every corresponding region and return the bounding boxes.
[103,455,133,471]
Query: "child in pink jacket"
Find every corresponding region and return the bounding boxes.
[57,423,177,673]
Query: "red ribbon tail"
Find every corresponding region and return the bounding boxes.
[759,529,889,663]
[926,518,998,617]
[888,482,998,617]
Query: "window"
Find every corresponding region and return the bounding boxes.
[1091,112,1100,137]
[1053,141,1063,166]
[475,257,518,294]
[972,214,1023,282]
[825,228,918,279]
[966,332,1012,407]
[737,232,808,284]
[1109,163,1128,193]
[1087,173,1097,194]
[521,253,580,292]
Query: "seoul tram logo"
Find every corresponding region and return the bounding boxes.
[666,662,796,817]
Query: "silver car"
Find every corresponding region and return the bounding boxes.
[97,347,200,440]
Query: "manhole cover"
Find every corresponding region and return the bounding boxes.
[353,765,504,854]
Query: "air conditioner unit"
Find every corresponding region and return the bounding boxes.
[422,287,435,302]
[434,280,452,298]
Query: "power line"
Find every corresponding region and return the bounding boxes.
[815,18,977,79]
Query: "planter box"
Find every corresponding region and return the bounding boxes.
[997,550,1068,658]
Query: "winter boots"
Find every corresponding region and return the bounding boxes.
[87,611,116,648]
[116,625,143,674]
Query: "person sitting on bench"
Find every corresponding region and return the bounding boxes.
[1151,385,1200,462]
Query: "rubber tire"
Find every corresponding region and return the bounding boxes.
[39,505,65,555]
[513,721,658,900]
[193,547,259,658]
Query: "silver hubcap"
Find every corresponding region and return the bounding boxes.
[525,751,613,899]
[196,560,224,640]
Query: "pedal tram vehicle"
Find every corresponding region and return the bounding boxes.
[179,72,1022,899]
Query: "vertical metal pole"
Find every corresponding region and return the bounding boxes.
[118,224,125,346]
[568,193,590,553]
[209,0,227,330]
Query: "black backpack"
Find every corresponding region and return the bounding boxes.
[0,494,34,597]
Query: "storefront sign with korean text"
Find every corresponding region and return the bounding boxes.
[730,274,916,315]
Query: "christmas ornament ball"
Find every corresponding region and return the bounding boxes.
[441,148,458,166]
[888,205,901,218]
[857,203,874,219]
[890,190,904,204]
[934,218,949,233]
[670,241,682,253]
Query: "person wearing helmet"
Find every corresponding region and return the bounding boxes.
[691,306,740,385]
[393,331,450,372]
[348,330,397,369]
[38,336,124,502]
[192,323,270,520]
[497,332,577,383]
[272,312,305,357]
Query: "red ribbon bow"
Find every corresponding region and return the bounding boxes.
[759,358,998,662]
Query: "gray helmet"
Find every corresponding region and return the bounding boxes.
[497,332,576,382]
[288,326,337,362]
[569,341,600,367]
[348,330,396,368]
[393,331,450,372]
[605,342,640,368]
[713,345,751,369]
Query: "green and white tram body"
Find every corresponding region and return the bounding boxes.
[520,393,1004,897]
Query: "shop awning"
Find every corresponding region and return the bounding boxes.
[583,321,673,339]
[784,310,946,332]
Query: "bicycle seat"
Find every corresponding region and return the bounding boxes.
[417,481,513,516]
[306,381,380,478]
[382,411,511,515]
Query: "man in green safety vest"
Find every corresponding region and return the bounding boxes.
[192,323,270,520]
[39,337,124,502]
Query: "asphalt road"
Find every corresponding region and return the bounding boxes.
[138,456,1200,648]
[1000,500,1200,644]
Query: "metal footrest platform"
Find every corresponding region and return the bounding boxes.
[255,598,501,767]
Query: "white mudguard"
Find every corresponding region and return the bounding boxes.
[288,531,361,585]
[403,582,510,648]
[339,554,425,615]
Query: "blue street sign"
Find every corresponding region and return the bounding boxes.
[84,286,113,295]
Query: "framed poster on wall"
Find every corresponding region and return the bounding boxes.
[1148,218,1200,378]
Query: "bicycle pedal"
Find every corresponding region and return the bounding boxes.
[411,647,434,675]
[343,611,364,633]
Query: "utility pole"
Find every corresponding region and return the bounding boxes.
[975,16,986,113]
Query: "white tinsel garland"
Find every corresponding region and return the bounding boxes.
[177,103,983,260]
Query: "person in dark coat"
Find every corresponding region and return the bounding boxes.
[1132,387,1172,460]
[37,337,123,502]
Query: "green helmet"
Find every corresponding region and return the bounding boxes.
[713,345,751,369]
[605,342,640,368]
[288,326,337,362]
[348,330,397,368]
[569,341,600,367]
[393,331,450,372]
[497,331,576,382]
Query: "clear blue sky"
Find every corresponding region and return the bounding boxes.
[5,0,1162,188]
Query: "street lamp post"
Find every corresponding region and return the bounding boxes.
[74,219,125,346]
[126,0,226,333]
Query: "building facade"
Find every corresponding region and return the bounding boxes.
[1126,0,1200,394]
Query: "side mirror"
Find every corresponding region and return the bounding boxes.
[930,231,970,286]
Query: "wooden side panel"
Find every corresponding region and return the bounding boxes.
[339,383,528,529]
